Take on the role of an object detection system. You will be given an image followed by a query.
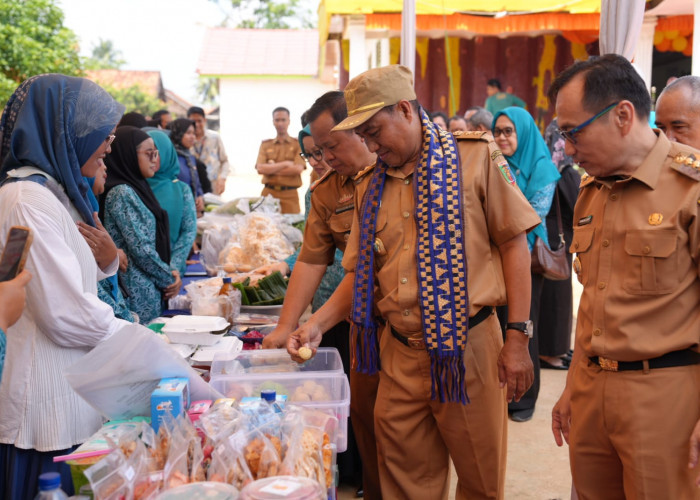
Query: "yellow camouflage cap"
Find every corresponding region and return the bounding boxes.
[332,65,417,131]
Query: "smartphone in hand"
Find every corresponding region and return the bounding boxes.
[0,226,33,282]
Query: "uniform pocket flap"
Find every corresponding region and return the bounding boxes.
[624,229,677,257]
[570,226,595,254]
[329,211,354,233]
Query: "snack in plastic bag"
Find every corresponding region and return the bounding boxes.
[84,450,133,500]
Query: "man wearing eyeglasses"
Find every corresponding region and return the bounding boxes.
[255,106,307,213]
[263,91,382,499]
[549,54,700,498]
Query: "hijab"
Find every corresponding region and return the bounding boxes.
[493,107,561,247]
[492,107,560,200]
[169,118,195,156]
[146,130,185,246]
[0,74,124,226]
[298,124,311,155]
[101,126,171,263]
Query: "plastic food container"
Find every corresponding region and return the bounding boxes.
[210,375,349,451]
[210,348,344,378]
[162,315,230,345]
[239,476,324,500]
[156,481,239,499]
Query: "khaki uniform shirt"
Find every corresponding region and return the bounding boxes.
[570,131,700,361]
[342,132,540,335]
[298,167,371,265]
[256,136,305,188]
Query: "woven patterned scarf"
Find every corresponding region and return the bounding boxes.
[350,108,469,404]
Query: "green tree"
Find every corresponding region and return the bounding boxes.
[0,0,83,106]
[83,39,126,70]
[197,77,219,106]
[212,0,314,29]
[103,85,164,117]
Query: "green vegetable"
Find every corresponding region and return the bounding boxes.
[233,283,250,305]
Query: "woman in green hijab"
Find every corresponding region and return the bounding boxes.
[147,130,197,276]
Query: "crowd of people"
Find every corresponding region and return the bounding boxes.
[0,52,700,500]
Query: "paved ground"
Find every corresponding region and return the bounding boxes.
[223,173,579,500]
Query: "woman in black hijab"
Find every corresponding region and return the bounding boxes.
[101,126,181,323]
[169,118,206,214]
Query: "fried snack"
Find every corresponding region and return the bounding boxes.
[298,346,312,360]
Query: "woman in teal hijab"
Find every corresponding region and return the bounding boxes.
[492,106,560,250]
[492,106,561,423]
[147,130,197,276]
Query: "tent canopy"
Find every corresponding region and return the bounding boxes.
[319,0,601,15]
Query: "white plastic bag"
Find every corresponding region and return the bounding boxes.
[64,323,222,420]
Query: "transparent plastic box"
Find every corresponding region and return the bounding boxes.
[210,348,344,379]
[209,349,350,452]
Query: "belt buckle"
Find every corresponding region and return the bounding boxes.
[598,356,619,372]
[407,337,425,350]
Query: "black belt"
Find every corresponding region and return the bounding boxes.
[264,184,297,191]
[391,306,494,350]
[589,349,700,372]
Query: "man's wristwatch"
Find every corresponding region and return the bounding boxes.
[506,320,534,339]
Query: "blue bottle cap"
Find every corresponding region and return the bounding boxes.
[261,390,276,402]
[38,472,61,491]
[223,277,232,284]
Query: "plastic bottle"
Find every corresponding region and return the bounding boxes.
[219,277,233,296]
[34,472,69,500]
[261,389,283,413]
[219,277,233,321]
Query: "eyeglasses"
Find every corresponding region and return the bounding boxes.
[138,149,159,161]
[105,134,116,147]
[559,102,619,145]
[299,150,324,162]
[493,126,514,138]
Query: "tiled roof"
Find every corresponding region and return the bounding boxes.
[85,69,164,98]
[197,28,319,77]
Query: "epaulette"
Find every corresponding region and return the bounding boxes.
[310,169,337,192]
[670,152,700,181]
[453,130,491,142]
[353,163,376,182]
[580,173,595,187]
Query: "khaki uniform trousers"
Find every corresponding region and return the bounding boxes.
[350,369,381,499]
[570,360,700,499]
[374,313,507,500]
[261,186,300,214]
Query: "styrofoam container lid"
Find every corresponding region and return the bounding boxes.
[156,481,239,499]
[162,315,229,334]
[239,476,324,500]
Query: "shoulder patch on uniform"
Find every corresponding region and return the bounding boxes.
[579,173,595,187]
[670,152,700,181]
[309,169,337,192]
[454,130,491,142]
[353,163,376,182]
[486,141,516,186]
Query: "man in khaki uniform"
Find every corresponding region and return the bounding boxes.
[262,91,382,499]
[287,65,539,499]
[550,55,700,499]
[655,76,700,150]
[255,106,306,213]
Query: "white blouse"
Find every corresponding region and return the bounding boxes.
[0,179,131,451]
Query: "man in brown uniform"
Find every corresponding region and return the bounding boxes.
[255,106,306,213]
[550,54,700,498]
[262,91,382,499]
[287,65,539,499]
[655,76,700,150]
